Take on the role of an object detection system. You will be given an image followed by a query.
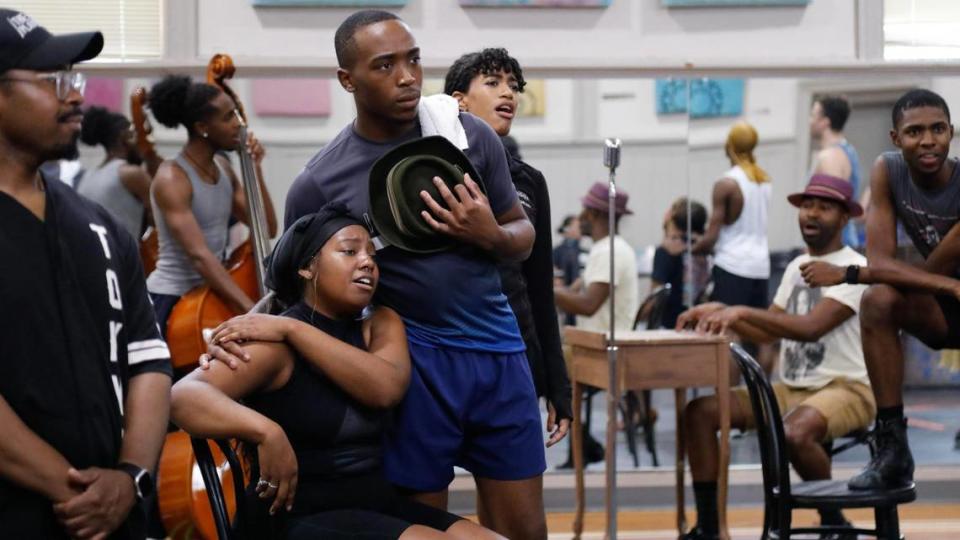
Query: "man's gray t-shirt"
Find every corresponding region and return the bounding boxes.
[884,151,960,259]
[285,113,525,352]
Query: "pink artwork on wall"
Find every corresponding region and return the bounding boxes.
[84,77,124,111]
[251,78,332,117]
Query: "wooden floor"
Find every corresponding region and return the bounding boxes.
[524,503,960,539]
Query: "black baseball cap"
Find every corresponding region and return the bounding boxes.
[0,9,103,73]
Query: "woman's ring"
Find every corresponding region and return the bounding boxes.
[257,479,278,489]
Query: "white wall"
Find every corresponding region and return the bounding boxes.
[195,0,858,72]
[80,0,960,255]
[89,70,960,253]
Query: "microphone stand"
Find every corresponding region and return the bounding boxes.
[603,138,621,540]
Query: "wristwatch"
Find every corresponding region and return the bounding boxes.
[845,264,860,285]
[117,462,154,501]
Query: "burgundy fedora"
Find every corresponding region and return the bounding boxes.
[581,181,633,216]
[787,174,863,217]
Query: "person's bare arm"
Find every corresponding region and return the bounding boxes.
[207,307,411,409]
[0,395,76,503]
[554,281,609,317]
[171,342,291,439]
[152,162,254,313]
[813,146,852,180]
[699,301,853,343]
[171,342,297,514]
[691,179,736,255]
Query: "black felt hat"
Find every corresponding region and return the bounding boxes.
[368,135,485,254]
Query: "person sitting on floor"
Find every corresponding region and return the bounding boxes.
[675,174,875,540]
[170,203,501,540]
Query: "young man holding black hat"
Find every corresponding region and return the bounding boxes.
[0,10,172,539]
[676,174,872,540]
[275,9,542,540]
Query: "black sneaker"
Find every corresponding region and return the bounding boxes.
[848,417,914,490]
[680,526,719,540]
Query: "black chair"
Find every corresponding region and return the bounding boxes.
[729,343,916,540]
[191,438,254,540]
[620,283,672,468]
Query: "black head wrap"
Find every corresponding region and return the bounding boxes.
[265,202,364,306]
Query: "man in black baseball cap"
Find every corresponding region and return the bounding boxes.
[0,10,172,540]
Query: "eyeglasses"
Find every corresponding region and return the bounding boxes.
[0,71,86,100]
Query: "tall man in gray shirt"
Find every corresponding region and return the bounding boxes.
[802,89,960,490]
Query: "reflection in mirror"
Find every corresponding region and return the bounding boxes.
[684,75,960,482]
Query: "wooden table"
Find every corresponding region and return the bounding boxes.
[565,327,732,540]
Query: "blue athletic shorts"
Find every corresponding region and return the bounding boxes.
[383,342,546,492]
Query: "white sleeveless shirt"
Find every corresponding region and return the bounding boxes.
[713,165,771,279]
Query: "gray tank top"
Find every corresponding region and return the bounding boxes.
[146,154,234,296]
[77,159,144,240]
[885,151,960,259]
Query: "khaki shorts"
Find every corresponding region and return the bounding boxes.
[733,378,876,442]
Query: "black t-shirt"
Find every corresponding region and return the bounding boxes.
[651,246,684,329]
[497,155,572,420]
[0,175,171,537]
[246,302,387,514]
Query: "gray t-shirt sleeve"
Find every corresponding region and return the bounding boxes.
[461,113,518,217]
[284,168,327,229]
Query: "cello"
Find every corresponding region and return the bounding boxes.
[130,87,163,275]
[157,54,273,539]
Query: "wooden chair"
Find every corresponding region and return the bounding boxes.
[729,343,916,540]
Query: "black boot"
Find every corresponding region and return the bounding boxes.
[848,417,914,490]
[680,526,719,540]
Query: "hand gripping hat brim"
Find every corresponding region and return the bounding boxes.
[368,135,485,254]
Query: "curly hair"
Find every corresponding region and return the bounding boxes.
[443,48,526,96]
[80,106,129,148]
[147,74,220,133]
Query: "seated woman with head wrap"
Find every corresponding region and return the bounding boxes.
[170,203,502,540]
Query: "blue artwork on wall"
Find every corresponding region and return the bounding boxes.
[655,78,745,118]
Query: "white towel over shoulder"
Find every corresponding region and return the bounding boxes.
[418,93,469,150]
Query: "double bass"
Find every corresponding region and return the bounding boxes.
[164,53,273,371]
[130,87,163,275]
[157,54,273,539]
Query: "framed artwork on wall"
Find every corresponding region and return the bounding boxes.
[655,78,745,118]
[251,79,332,117]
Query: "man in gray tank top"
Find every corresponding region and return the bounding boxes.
[801,89,960,491]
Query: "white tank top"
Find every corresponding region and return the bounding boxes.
[713,165,771,279]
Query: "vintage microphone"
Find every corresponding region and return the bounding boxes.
[603,137,621,539]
